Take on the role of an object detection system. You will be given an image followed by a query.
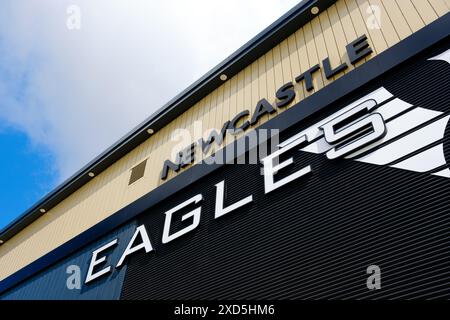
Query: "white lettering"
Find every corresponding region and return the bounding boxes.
[262,135,311,194]
[215,180,253,219]
[116,225,153,267]
[85,239,117,284]
[162,194,203,243]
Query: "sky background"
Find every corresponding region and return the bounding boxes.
[0,0,300,229]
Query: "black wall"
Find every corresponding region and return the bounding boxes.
[120,39,450,300]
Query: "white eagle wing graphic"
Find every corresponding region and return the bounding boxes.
[291,48,450,178]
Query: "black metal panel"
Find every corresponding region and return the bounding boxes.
[120,40,450,299]
[0,222,137,300]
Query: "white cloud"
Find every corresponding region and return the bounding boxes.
[0,0,299,181]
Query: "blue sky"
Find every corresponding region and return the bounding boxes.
[0,0,298,232]
[0,128,57,229]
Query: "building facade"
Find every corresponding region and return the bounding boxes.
[0,0,449,299]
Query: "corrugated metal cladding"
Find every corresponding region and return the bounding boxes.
[1,0,448,283]
[120,40,450,299]
[1,222,136,300]
[1,22,449,301]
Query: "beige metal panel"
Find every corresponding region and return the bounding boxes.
[368,0,400,47]
[271,44,284,121]
[235,66,245,132]
[356,0,388,54]
[158,111,180,183]
[214,82,224,133]
[230,64,248,142]
[311,17,332,87]
[318,10,345,81]
[191,97,205,166]
[396,0,426,32]
[427,0,449,16]
[251,59,260,121]
[145,129,164,185]
[326,5,356,72]
[229,74,238,148]
[1,0,445,280]
[286,34,305,104]
[155,117,172,183]
[344,0,374,67]
[211,82,223,142]
[411,0,438,24]
[258,55,269,124]
[336,1,357,42]
[380,0,413,40]
[215,80,226,154]
[265,49,277,115]
[294,27,313,101]
[221,76,232,148]
[304,22,325,93]
[280,38,294,94]
[242,63,253,130]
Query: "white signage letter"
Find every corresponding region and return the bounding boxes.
[214,180,253,219]
[262,135,311,194]
[320,99,386,159]
[162,194,203,244]
[116,225,153,267]
[85,239,117,284]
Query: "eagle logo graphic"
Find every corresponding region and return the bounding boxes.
[280,48,450,178]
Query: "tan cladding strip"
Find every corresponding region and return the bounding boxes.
[0,0,447,280]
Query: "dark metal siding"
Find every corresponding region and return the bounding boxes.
[1,221,137,300]
[120,40,450,299]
